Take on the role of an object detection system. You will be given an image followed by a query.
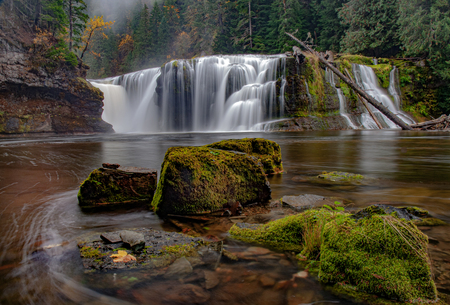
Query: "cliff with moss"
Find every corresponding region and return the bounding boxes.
[278,53,444,130]
[0,29,112,134]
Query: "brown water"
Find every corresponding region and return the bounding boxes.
[0,130,449,304]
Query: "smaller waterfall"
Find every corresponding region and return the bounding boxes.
[353,64,414,128]
[91,68,161,133]
[325,68,358,129]
[388,67,415,124]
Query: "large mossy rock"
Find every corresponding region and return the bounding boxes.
[205,138,283,174]
[320,214,437,302]
[151,146,271,216]
[78,166,157,210]
[229,205,437,303]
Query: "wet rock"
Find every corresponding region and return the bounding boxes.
[151,146,271,216]
[204,270,220,289]
[318,171,364,182]
[164,257,193,279]
[259,274,275,287]
[352,204,421,221]
[205,138,283,174]
[120,230,145,252]
[281,194,341,211]
[78,166,157,210]
[100,232,122,244]
[77,228,222,272]
[163,284,211,304]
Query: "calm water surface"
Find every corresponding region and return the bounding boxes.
[0,130,449,304]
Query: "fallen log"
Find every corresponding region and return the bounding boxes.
[285,32,413,131]
[410,114,450,130]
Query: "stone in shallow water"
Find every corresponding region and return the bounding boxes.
[163,257,193,279]
[204,270,220,289]
[78,165,157,210]
[163,284,211,303]
[100,232,122,244]
[151,146,271,216]
[120,230,145,252]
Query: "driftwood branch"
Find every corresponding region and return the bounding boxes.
[285,32,413,131]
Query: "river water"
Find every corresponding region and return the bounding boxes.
[0,130,449,304]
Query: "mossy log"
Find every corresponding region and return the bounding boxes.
[150,146,271,216]
[206,138,283,175]
[78,166,157,210]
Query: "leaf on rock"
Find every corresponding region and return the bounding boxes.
[110,250,136,263]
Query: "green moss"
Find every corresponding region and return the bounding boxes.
[320,215,437,302]
[80,246,103,258]
[151,145,271,216]
[414,217,447,226]
[205,138,283,175]
[172,60,178,68]
[78,168,156,209]
[318,171,364,182]
[161,243,195,256]
[337,54,373,66]
[370,64,392,89]
[229,209,335,251]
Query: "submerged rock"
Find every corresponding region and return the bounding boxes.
[151,146,271,216]
[78,165,157,210]
[205,138,283,174]
[281,194,344,211]
[317,171,364,182]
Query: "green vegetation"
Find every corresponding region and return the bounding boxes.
[206,138,283,175]
[150,145,271,216]
[230,205,438,303]
[80,246,103,258]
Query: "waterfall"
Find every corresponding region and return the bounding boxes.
[90,55,286,133]
[352,64,415,128]
[325,68,358,129]
[91,68,161,133]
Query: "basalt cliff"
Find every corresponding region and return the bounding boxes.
[0,30,112,135]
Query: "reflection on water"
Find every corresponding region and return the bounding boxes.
[0,130,449,304]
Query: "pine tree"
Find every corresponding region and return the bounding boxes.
[67,0,89,51]
[339,0,400,57]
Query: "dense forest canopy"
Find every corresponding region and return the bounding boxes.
[1,0,450,114]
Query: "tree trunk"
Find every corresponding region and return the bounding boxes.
[69,0,73,51]
[285,32,413,131]
[248,1,252,49]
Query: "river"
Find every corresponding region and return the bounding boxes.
[0,130,449,304]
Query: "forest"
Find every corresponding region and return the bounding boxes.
[3,0,450,114]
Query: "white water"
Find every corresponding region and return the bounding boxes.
[353,64,415,128]
[91,55,286,133]
[325,68,358,129]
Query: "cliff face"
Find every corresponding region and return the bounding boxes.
[0,33,112,134]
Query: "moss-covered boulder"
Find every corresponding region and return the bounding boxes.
[320,214,437,302]
[151,146,271,216]
[78,165,157,210]
[230,205,438,303]
[205,138,283,174]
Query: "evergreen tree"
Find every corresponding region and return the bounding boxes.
[314,0,346,52]
[339,0,401,57]
[67,0,89,51]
